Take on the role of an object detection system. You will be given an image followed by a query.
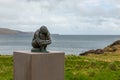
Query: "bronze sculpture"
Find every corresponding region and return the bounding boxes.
[31,26,51,52]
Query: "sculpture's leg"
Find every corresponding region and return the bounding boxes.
[40,47,44,51]
[31,46,42,52]
[44,45,47,51]
[40,46,47,52]
[32,40,39,48]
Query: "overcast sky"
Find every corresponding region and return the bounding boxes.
[0,0,120,35]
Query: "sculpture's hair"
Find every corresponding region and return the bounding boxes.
[40,25,49,34]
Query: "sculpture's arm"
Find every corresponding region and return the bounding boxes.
[45,38,51,44]
[34,31,51,45]
[36,37,49,45]
[34,30,44,45]
[37,40,51,45]
[36,38,47,46]
[45,33,52,45]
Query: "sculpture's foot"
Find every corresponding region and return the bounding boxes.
[31,48,48,53]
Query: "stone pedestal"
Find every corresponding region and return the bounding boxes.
[13,51,65,80]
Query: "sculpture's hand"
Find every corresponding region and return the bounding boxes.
[38,40,47,45]
[45,40,51,44]
[42,41,47,44]
[39,40,51,45]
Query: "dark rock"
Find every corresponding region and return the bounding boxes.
[88,50,96,53]
[79,53,87,56]
[80,50,96,56]
[95,49,104,54]
[80,49,104,56]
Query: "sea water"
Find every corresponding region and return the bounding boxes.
[0,34,120,55]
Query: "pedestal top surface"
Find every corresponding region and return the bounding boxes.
[14,51,65,55]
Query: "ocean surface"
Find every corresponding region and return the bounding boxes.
[0,34,120,55]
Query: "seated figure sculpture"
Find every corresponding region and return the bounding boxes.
[31,26,51,52]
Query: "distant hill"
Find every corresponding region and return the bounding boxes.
[0,28,61,35]
[0,28,30,34]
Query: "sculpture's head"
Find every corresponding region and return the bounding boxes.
[40,26,49,35]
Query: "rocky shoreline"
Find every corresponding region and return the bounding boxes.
[80,40,120,56]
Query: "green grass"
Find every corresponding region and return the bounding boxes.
[0,55,13,80]
[65,54,120,80]
[1,53,120,80]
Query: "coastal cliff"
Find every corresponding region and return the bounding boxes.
[80,40,120,55]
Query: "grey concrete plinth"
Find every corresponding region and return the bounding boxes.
[13,51,65,80]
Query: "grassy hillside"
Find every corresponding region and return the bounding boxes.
[65,53,120,80]
[1,53,120,80]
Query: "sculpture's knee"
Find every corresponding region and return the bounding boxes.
[44,45,47,49]
[32,40,39,48]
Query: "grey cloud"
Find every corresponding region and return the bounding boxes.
[0,0,120,34]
